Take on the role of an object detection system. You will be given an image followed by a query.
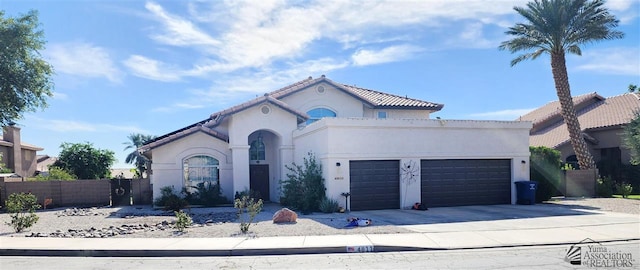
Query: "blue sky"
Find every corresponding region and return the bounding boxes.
[2,0,639,168]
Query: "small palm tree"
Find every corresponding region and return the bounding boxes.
[124,133,156,178]
[499,0,623,169]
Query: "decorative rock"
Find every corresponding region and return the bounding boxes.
[272,208,298,223]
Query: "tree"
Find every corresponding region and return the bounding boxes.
[123,133,156,178]
[0,10,54,126]
[53,142,115,179]
[499,0,623,170]
[623,111,640,165]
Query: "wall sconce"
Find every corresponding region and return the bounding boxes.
[336,162,341,167]
[521,160,526,164]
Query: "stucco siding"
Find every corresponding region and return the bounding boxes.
[279,83,364,118]
[363,108,431,119]
[293,118,532,209]
[150,132,233,201]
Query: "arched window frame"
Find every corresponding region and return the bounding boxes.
[306,107,336,125]
[250,133,266,161]
[183,155,219,189]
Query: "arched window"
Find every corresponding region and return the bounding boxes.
[183,155,219,189]
[250,133,266,161]
[306,108,336,125]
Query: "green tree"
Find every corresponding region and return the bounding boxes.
[499,0,623,170]
[33,166,76,181]
[52,142,115,179]
[123,133,156,178]
[0,10,53,126]
[623,111,640,165]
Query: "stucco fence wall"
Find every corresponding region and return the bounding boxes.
[0,178,152,208]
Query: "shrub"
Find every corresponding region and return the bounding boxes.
[174,210,192,232]
[280,152,326,214]
[183,182,228,206]
[318,197,340,213]
[5,192,41,232]
[154,186,188,211]
[596,176,614,198]
[616,183,633,198]
[234,194,263,234]
[32,166,77,181]
[529,146,563,202]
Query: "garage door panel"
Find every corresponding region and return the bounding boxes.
[421,159,511,207]
[349,160,399,211]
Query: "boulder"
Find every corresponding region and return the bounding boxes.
[272,208,298,223]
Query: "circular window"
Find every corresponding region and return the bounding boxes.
[261,105,271,115]
[316,85,325,94]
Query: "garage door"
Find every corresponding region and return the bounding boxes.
[349,160,400,211]
[421,159,511,207]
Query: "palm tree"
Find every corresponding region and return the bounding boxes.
[124,133,156,178]
[499,0,623,169]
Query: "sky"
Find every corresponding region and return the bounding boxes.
[1,0,639,169]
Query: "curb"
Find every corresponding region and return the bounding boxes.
[2,239,638,257]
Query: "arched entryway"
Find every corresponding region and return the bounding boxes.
[248,130,280,201]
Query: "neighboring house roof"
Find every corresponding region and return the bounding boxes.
[519,92,640,148]
[0,140,44,151]
[142,76,444,152]
[36,155,58,172]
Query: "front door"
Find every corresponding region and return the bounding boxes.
[250,164,270,201]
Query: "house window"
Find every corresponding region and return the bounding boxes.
[565,155,579,170]
[250,133,266,161]
[378,111,387,119]
[306,108,336,125]
[183,155,219,189]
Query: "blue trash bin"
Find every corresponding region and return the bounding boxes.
[515,181,538,205]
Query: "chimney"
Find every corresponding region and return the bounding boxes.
[3,124,23,176]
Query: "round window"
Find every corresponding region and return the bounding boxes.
[261,105,271,114]
[316,85,325,94]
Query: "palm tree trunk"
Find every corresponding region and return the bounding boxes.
[550,51,596,170]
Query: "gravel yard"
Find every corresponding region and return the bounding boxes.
[1,198,637,239]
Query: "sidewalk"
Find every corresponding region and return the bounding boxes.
[1,209,638,257]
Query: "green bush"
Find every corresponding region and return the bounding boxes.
[596,176,614,198]
[529,146,563,202]
[32,166,77,181]
[616,183,633,198]
[318,197,340,213]
[280,152,326,214]
[234,194,263,234]
[154,186,188,211]
[4,192,41,232]
[174,210,192,232]
[182,182,228,206]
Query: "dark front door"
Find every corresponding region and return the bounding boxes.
[250,165,270,201]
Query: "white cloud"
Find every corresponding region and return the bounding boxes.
[123,55,182,82]
[47,42,122,82]
[352,45,423,66]
[575,47,640,76]
[52,92,69,100]
[469,108,535,120]
[34,118,149,134]
[145,1,220,47]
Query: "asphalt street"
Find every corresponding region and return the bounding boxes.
[2,240,638,270]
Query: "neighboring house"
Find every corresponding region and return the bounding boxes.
[141,76,531,210]
[0,124,43,177]
[36,155,58,174]
[519,92,640,170]
[111,168,136,179]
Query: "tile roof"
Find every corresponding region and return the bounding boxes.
[522,92,640,148]
[142,76,444,151]
[269,75,444,110]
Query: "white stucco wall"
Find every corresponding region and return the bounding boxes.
[293,118,532,209]
[363,108,432,119]
[227,102,300,201]
[150,132,233,201]
[279,83,365,118]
